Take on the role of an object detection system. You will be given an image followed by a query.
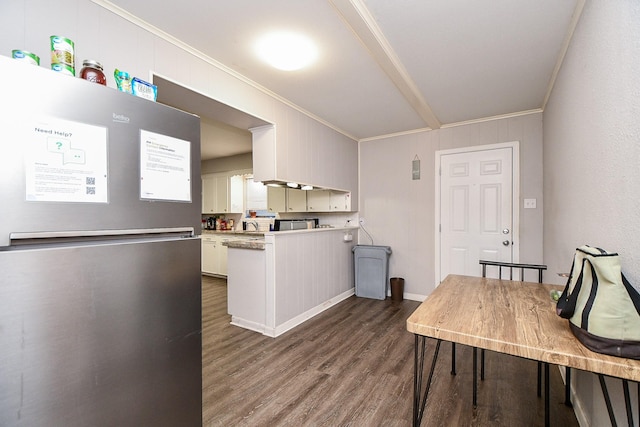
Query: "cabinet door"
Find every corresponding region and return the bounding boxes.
[330,191,351,211]
[229,175,244,213]
[307,190,331,212]
[267,186,286,213]
[214,176,229,213]
[202,176,216,213]
[201,236,217,273]
[287,188,307,212]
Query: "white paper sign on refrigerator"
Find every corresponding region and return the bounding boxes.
[139,129,192,202]
[24,116,109,203]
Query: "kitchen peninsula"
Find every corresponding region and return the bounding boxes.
[225,226,358,337]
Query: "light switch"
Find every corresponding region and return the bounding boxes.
[524,198,537,209]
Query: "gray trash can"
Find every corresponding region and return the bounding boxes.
[352,245,392,300]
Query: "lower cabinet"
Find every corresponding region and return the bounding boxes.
[201,234,234,276]
[201,235,217,274]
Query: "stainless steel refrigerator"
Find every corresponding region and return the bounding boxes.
[0,56,202,426]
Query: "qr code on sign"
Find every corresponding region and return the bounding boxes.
[86,177,96,185]
[86,187,96,195]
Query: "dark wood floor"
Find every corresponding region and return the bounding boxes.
[201,275,579,426]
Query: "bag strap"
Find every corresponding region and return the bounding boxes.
[622,273,640,316]
[557,258,586,318]
[580,260,599,329]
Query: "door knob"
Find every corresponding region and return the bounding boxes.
[502,228,510,234]
[503,240,510,246]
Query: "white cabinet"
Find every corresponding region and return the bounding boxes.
[330,191,351,211]
[267,187,308,213]
[202,234,240,276]
[215,176,228,212]
[202,173,244,214]
[202,176,216,214]
[286,188,307,212]
[202,174,228,214]
[229,175,244,213]
[267,186,286,213]
[306,190,330,212]
[218,236,232,276]
[250,123,358,212]
[201,235,218,274]
[307,190,351,212]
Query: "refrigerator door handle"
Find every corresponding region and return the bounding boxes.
[9,227,195,245]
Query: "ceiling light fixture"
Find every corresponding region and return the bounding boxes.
[301,185,313,191]
[286,182,299,188]
[255,31,318,71]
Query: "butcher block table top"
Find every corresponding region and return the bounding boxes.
[407,274,640,382]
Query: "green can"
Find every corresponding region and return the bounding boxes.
[50,35,75,68]
[51,63,75,76]
[12,49,40,66]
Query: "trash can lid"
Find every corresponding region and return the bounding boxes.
[352,244,392,254]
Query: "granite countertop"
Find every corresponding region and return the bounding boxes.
[223,239,265,250]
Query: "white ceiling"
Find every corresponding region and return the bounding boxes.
[106,0,583,149]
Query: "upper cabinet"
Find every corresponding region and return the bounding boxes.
[307,190,351,212]
[266,186,307,213]
[306,190,330,212]
[267,186,286,213]
[286,188,307,212]
[202,173,244,214]
[229,175,244,213]
[330,191,351,211]
[251,120,358,211]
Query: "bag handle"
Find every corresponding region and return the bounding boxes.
[556,258,586,318]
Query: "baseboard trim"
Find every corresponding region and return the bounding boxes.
[230,288,356,338]
[270,288,355,337]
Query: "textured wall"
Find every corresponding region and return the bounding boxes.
[543,1,640,283]
[543,1,640,425]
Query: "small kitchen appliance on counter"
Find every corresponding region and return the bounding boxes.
[274,218,319,231]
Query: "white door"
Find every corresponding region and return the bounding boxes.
[438,144,518,282]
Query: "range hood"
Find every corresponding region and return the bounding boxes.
[260,180,314,190]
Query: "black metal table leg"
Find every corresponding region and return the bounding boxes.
[451,342,456,375]
[544,362,550,427]
[537,362,542,397]
[473,347,478,408]
[598,374,618,427]
[413,335,442,427]
[623,380,633,427]
[565,367,572,407]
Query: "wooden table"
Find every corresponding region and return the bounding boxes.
[407,274,640,426]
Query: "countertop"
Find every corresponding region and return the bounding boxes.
[223,239,266,250]
[202,226,358,236]
[202,229,265,236]
[214,226,358,250]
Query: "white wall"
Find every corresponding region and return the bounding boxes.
[359,112,544,299]
[201,153,252,175]
[543,1,640,425]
